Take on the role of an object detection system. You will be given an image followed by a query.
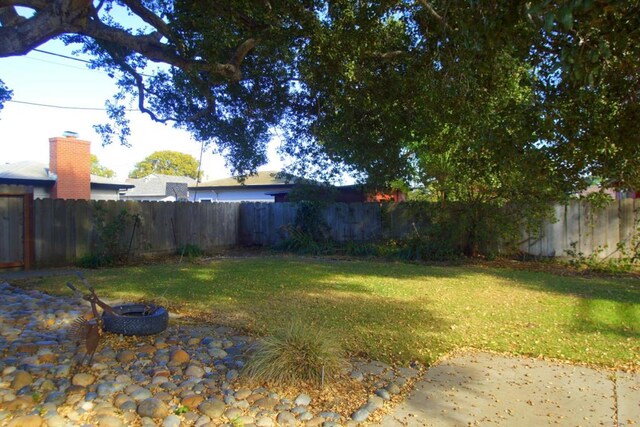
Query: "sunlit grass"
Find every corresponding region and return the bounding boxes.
[17,256,640,369]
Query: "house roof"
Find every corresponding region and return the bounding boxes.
[0,161,132,189]
[192,171,296,190]
[123,174,196,197]
[0,161,56,182]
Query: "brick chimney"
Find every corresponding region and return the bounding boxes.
[49,134,91,200]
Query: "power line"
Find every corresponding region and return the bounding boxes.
[33,48,93,64]
[31,48,155,78]
[8,99,138,112]
[24,56,105,73]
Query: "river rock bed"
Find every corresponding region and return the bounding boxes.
[0,282,422,426]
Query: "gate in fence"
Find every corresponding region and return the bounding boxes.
[0,185,34,270]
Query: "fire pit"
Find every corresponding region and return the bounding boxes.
[102,303,168,336]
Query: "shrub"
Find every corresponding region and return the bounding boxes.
[177,243,204,258]
[76,253,105,269]
[243,322,346,386]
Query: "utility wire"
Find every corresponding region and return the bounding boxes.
[31,48,155,78]
[33,48,93,64]
[8,99,138,112]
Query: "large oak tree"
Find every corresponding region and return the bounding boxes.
[1,1,638,192]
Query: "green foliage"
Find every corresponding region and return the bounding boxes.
[79,206,133,268]
[90,154,115,178]
[276,201,332,255]
[244,321,346,385]
[174,406,188,415]
[177,243,204,258]
[76,253,105,269]
[129,151,200,179]
[294,201,330,242]
[0,80,11,112]
[3,1,638,194]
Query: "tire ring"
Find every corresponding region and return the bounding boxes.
[102,304,169,336]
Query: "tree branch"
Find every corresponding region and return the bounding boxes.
[0,0,92,56]
[416,0,452,31]
[100,42,176,124]
[0,0,48,9]
[119,0,173,41]
[0,6,25,26]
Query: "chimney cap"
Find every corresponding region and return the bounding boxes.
[62,131,79,138]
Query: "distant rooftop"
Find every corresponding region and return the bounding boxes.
[192,171,296,189]
[0,161,131,188]
[124,174,196,196]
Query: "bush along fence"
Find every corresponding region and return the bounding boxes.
[2,196,639,268]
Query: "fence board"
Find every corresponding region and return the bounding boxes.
[5,197,638,268]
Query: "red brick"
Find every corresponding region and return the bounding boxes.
[49,136,91,200]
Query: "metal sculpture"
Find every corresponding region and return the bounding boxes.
[67,274,116,365]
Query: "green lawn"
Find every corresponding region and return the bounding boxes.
[19,256,640,369]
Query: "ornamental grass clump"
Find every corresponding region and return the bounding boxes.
[243,322,346,386]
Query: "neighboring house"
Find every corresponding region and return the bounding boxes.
[190,170,406,203]
[191,171,294,202]
[580,185,637,200]
[120,174,196,202]
[0,135,132,200]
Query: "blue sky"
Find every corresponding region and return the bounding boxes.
[0,39,285,181]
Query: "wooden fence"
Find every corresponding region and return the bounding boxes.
[521,198,639,258]
[33,200,240,268]
[239,202,381,246]
[2,197,638,268]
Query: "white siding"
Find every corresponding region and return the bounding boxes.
[91,188,121,201]
[192,187,290,202]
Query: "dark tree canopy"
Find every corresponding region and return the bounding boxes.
[1,0,638,193]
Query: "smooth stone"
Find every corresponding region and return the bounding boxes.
[7,414,43,427]
[11,370,33,390]
[276,412,297,426]
[72,373,96,387]
[350,371,364,381]
[116,350,136,364]
[237,415,255,425]
[363,396,384,412]
[351,409,370,422]
[137,398,169,419]
[181,394,205,409]
[170,349,190,364]
[44,391,66,406]
[385,383,401,394]
[256,416,274,427]
[299,412,313,421]
[162,414,181,427]
[130,388,153,402]
[185,365,205,378]
[198,398,225,418]
[224,408,243,419]
[375,389,391,400]
[234,389,251,400]
[295,393,312,406]
[195,415,212,426]
[94,415,125,427]
[255,397,279,410]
